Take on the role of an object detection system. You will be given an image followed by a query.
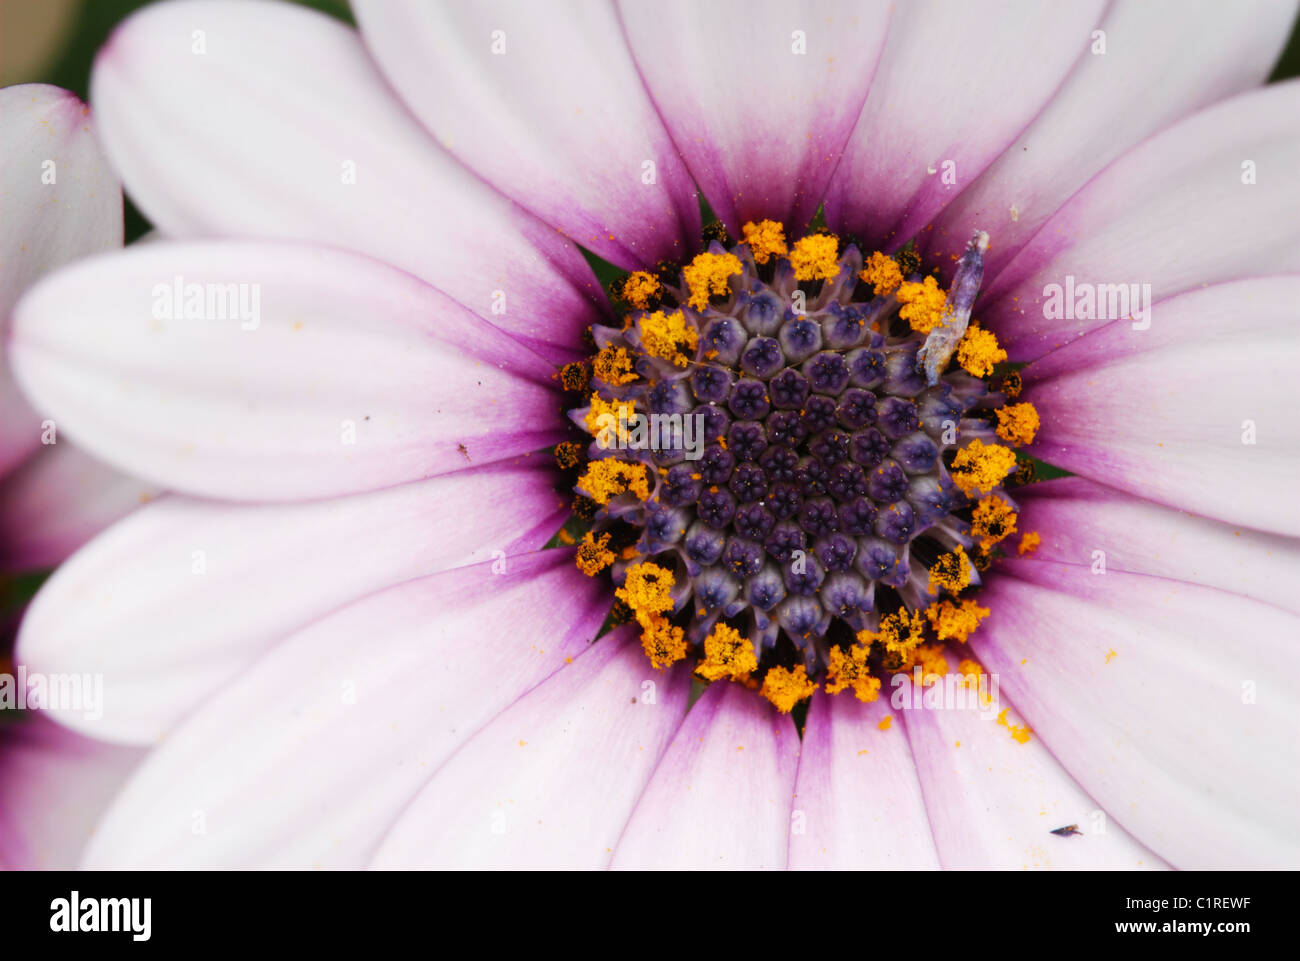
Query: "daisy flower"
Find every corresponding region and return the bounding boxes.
[4,0,1299,870]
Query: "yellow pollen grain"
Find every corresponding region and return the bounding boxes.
[554,440,582,470]
[1018,531,1041,555]
[896,275,949,334]
[683,252,742,310]
[825,644,881,703]
[637,310,698,367]
[695,623,759,682]
[615,562,687,670]
[760,665,818,713]
[927,546,972,597]
[592,345,637,385]
[926,597,990,643]
[859,251,903,296]
[956,324,1007,377]
[789,233,840,282]
[582,393,636,443]
[877,715,893,731]
[558,361,589,392]
[971,494,1018,549]
[616,561,675,618]
[858,608,927,658]
[576,458,650,505]
[640,614,688,670]
[997,707,1032,744]
[904,642,949,681]
[620,271,661,310]
[995,401,1040,446]
[740,219,788,265]
[950,439,1018,497]
[958,658,984,687]
[575,531,616,576]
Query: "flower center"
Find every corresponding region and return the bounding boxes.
[558,221,1040,715]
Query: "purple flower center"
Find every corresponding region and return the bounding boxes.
[562,226,1037,712]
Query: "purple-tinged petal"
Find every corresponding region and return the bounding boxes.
[610,680,799,869]
[12,241,567,501]
[0,84,121,476]
[80,551,610,869]
[92,0,602,361]
[788,690,939,869]
[619,0,889,237]
[16,457,567,744]
[0,441,161,573]
[982,82,1300,358]
[1022,278,1300,536]
[924,0,1299,282]
[1016,477,1300,614]
[902,672,1169,870]
[823,0,1105,250]
[371,628,691,869]
[0,716,145,870]
[356,0,701,270]
[972,561,1300,869]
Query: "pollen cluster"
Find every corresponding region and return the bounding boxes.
[558,221,1039,714]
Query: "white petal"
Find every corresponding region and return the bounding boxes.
[82,551,612,869]
[17,458,567,744]
[12,241,566,500]
[92,0,603,361]
[0,84,121,476]
[356,0,701,270]
[371,628,692,869]
[610,681,799,869]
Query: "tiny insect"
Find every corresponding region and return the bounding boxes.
[1050,824,1083,838]
[457,443,471,462]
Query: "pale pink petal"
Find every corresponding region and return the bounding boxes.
[618,0,889,237]
[902,674,1168,870]
[0,716,145,870]
[0,441,161,572]
[972,561,1300,869]
[356,0,700,270]
[1022,278,1300,535]
[0,84,121,476]
[787,690,939,869]
[924,0,1298,281]
[371,628,691,869]
[92,0,603,361]
[823,0,1105,250]
[16,458,567,744]
[982,82,1300,357]
[12,241,566,501]
[81,551,610,869]
[610,680,798,869]
[1016,477,1300,614]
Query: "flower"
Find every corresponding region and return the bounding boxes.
[5,0,1300,870]
[0,85,159,577]
[0,84,156,870]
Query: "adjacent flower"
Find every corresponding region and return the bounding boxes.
[0,84,153,870]
[0,85,158,577]
[5,0,1300,870]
